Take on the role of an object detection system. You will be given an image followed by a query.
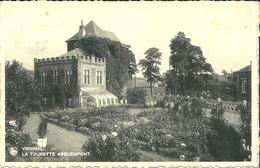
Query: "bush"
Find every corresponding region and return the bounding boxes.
[37,120,48,138]
[16,115,28,130]
[45,112,59,119]
[207,119,241,161]
[82,132,140,161]
[238,103,251,146]
[77,127,90,135]
[126,88,147,104]
[60,115,70,122]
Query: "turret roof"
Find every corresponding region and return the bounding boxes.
[66,20,119,42]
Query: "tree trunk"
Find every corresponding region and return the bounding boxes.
[150,82,153,99]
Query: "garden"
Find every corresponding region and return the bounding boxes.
[39,96,250,162]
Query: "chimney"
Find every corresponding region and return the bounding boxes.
[78,19,85,38]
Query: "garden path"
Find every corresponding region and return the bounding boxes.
[24,113,88,152]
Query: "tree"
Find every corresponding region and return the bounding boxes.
[77,37,137,99]
[139,47,162,99]
[167,32,214,96]
[5,60,42,118]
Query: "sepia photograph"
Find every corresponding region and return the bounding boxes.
[0,1,259,167]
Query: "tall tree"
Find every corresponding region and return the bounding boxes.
[167,32,214,96]
[139,47,162,98]
[5,60,42,118]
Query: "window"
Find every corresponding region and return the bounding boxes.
[241,78,247,94]
[65,70,72,85]
[84,70,90,84]
[53,70,58,85]
[96,71,102,84]
[40,72,47,86]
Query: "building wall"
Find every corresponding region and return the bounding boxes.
[233,71,251,102]
[35,53,108,109]
[77,55,106,88]
[34,57,79,108]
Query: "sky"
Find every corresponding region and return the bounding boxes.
[1,2,258,76]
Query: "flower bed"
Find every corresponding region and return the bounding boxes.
[43,106,133,135]
[43,99,243,161]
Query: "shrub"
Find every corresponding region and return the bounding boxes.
[126,88,147,104]
[60,115,70,122]
[16,115,28,130]
[78,118,88,127]
[37,120,48,138]
[238,103,251,146]
[207,119,241,161]
[82,133,140,161]
[45,112,59,119]
[77,127,90,135]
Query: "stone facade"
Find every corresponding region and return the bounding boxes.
[34,49,117,109]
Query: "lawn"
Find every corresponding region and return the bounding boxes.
[24,113,88,152]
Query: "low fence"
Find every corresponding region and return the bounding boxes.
[161,96,249,131]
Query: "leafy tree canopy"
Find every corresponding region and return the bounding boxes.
[167,32,214,96]
[77,37,138,98]
[139,47,162,97]
[5,60,42,118]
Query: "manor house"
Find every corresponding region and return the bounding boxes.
[34,20,119,108]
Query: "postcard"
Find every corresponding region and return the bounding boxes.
[0,1,259,168]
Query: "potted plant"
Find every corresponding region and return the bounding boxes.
[37,120,48,149]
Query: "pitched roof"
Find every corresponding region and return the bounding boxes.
[57,48,88,58]
[234,65,251,73]
[66,20,119,42]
